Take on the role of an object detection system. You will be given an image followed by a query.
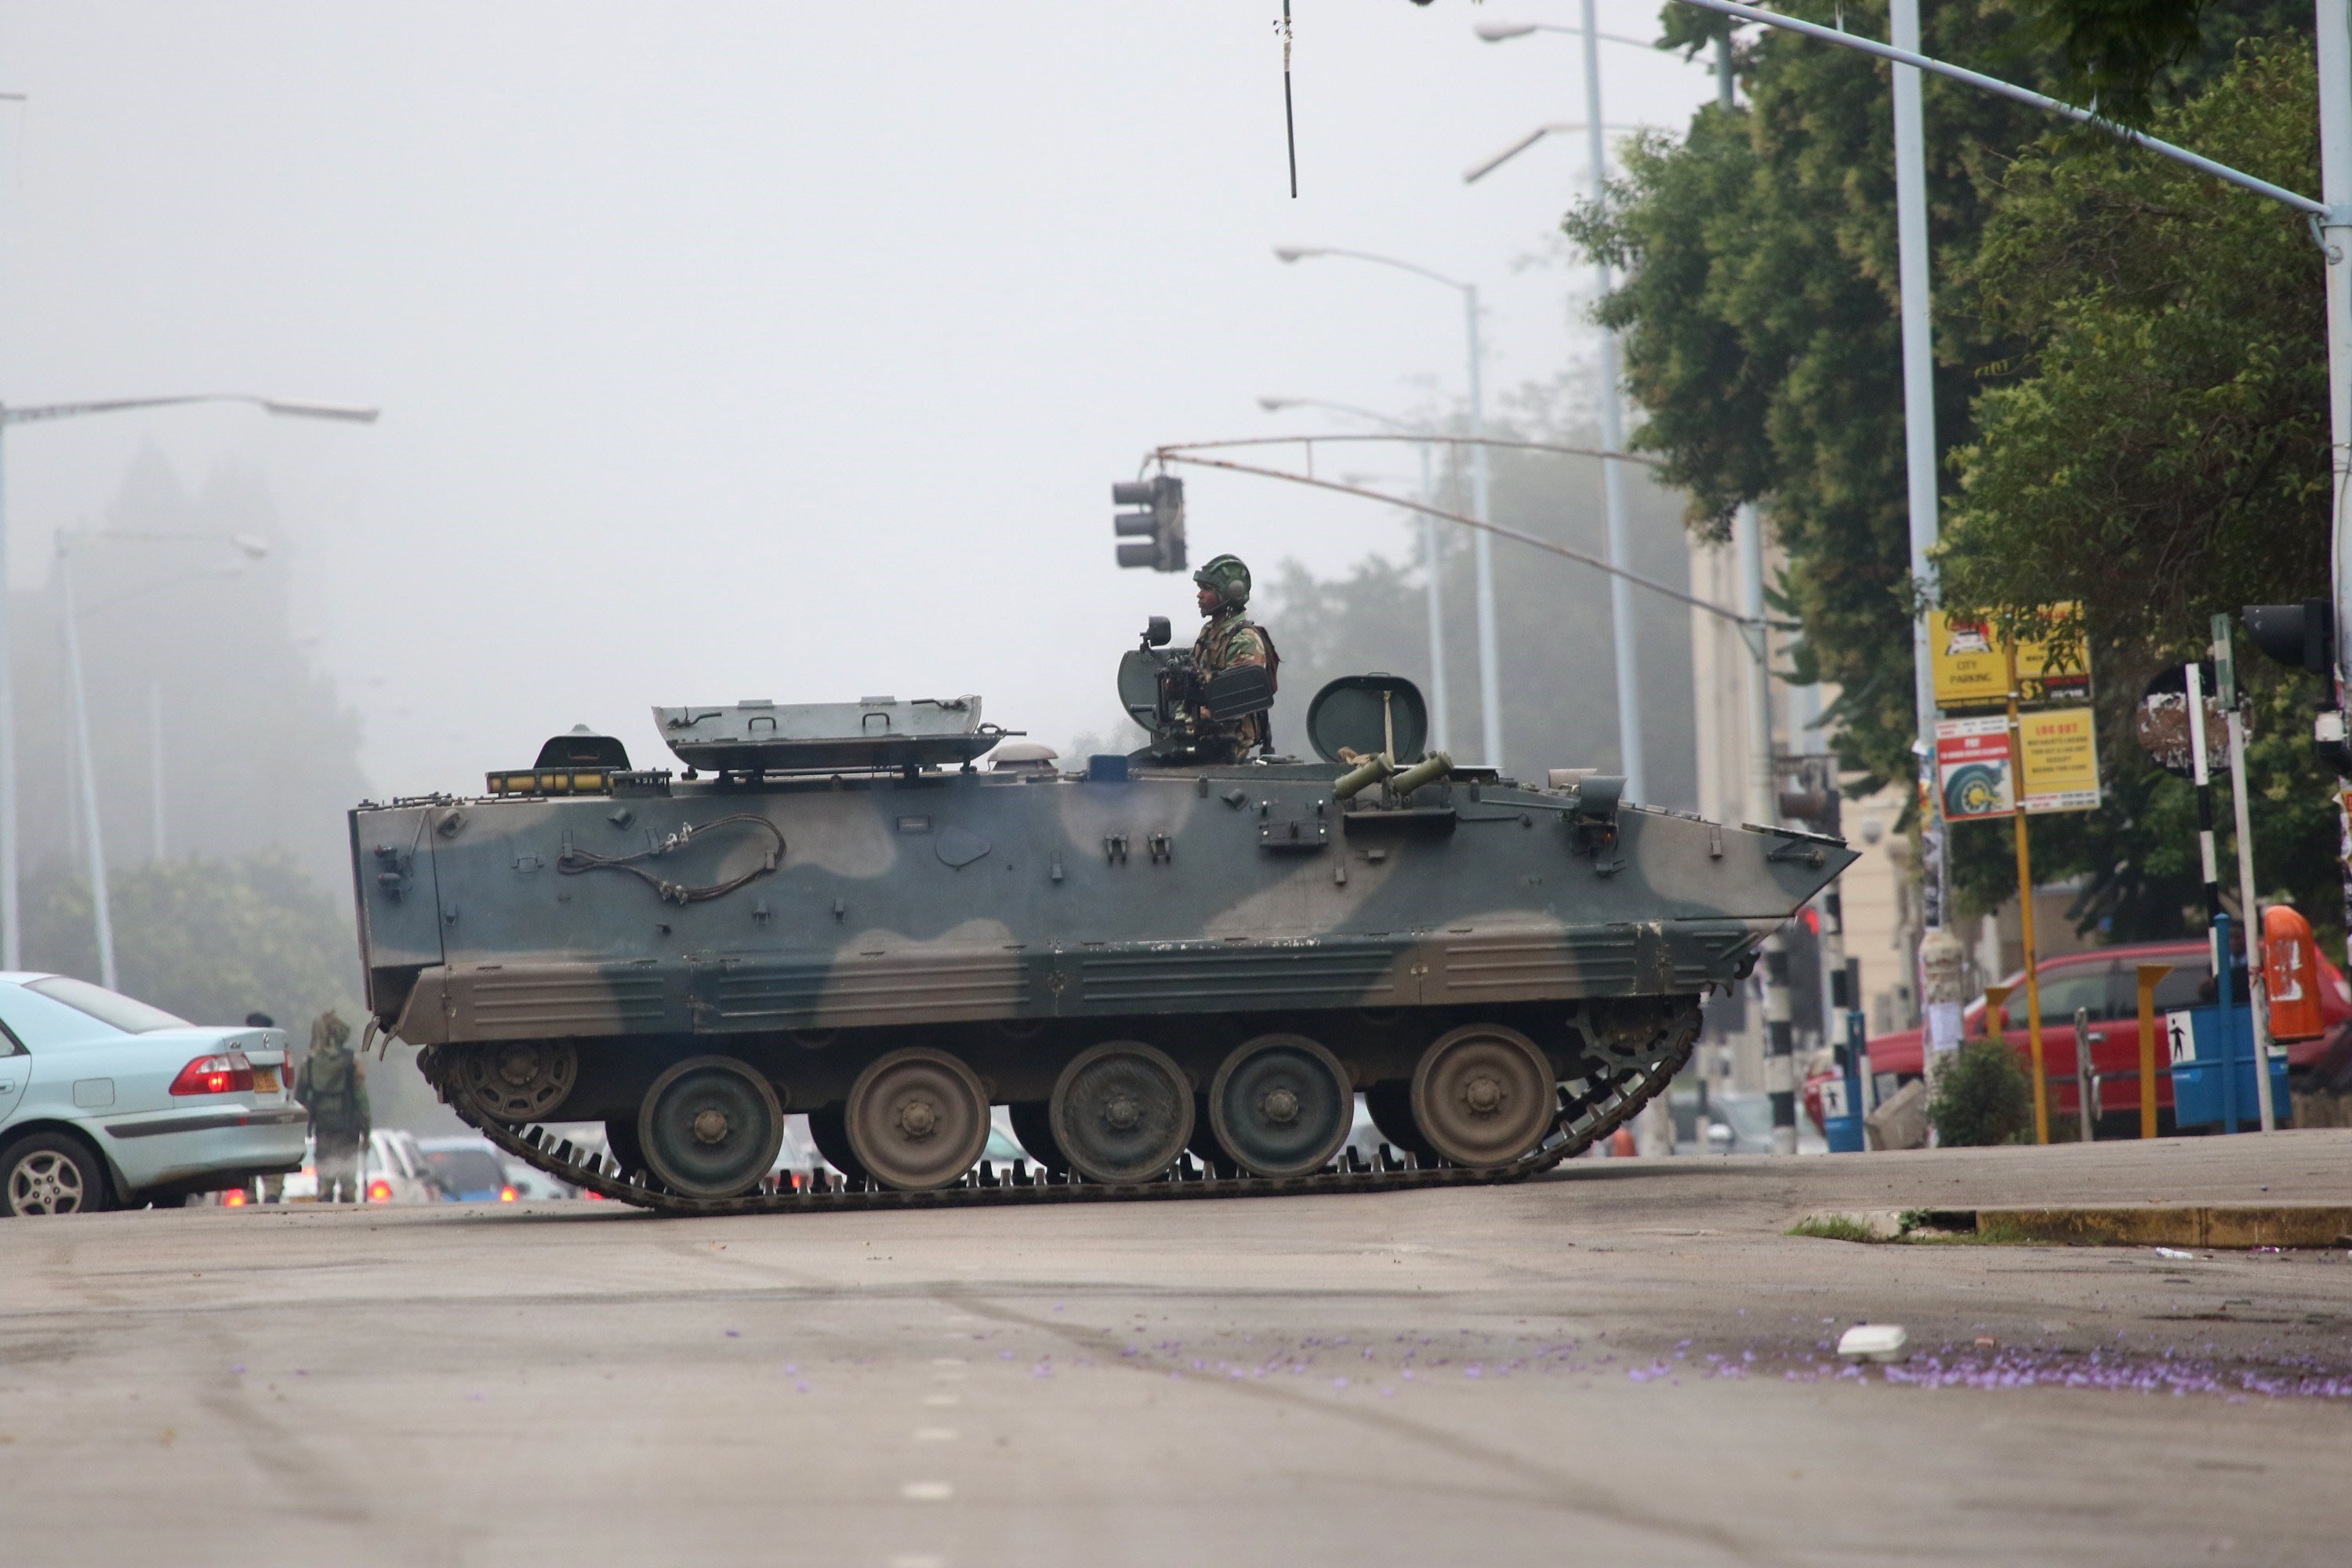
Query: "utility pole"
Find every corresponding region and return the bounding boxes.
[1578,0,1645,803]
[2318,0,2352,975]
[2213,615,2278,1131]
[55,544,116,991]
[1886,0,1956,1062]
[1465,286,1504,771]
[1737,500,1796,1152]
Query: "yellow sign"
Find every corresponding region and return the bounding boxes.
[1930,607,2092,710]
[2016,706,2100,813]
[1935,706,2102,821]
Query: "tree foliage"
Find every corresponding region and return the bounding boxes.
[1568,2,2327,939]
[1567,0,2056,791]
[1936,40,2338,936]
[26,851,361,1030]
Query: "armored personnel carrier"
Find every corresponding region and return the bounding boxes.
[349,634,1853,1214]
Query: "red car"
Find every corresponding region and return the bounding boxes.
[1806,938,2351,1134]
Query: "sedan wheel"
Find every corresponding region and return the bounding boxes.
[2,1133,111,1216]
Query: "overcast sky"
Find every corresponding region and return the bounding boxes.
[0,2,1728,795]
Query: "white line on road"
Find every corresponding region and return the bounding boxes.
[899,1482,953,1501]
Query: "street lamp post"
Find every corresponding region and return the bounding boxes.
[1475,11,1657,805]
[1258,394,1453,752]
[1273,247,1504,770]
[56,528,271,990]
[0,394,374,975]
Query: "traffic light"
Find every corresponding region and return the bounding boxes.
[2242,597,2334,677]
[1776,755,1842,837]
[2241,597,2352,771]
[1112,474,1186,572]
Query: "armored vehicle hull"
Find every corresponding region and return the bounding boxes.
[351,702,1852,1212]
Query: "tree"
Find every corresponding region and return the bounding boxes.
[1569,0,2060,792]
[1936,40,2339,932]
[1566,1,2318,936]
[25,850,361,1029]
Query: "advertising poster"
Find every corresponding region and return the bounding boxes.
[1934,716,2013,821]
[1929,606,2092,710]
[2016,706,2101,813]
[1936,710,2103,821]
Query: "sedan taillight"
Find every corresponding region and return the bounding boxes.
[367,1179,393,1203]
[169,1051,255,1096]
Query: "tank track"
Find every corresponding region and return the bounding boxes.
[425,1019,1697,1217]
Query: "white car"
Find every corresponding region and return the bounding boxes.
[0,973,307,1215]
[280,1128,445,1204]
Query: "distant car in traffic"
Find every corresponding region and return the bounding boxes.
[417,1134,519,1202]
[281,1128,445,1203]
[1671,1087,1827,1156]
[0,973,307,1215]
[1805,938,2352,1136]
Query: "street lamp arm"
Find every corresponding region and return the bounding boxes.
[1665,0,2325,216]
[1258,397,1419,431]
[1275,245,1468,293]
[1479,21,1697,53]
[1151,447,1744,626]
[1464,122,1653,186]
[2,393,382,426]
[1160,432,1666,469]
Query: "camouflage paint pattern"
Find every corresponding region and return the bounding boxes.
[350,747,1853,1120]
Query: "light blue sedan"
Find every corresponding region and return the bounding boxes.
[0,974,307,1215]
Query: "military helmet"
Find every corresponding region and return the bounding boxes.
[1192,554,1251,608]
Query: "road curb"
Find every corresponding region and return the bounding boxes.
[1971,1203,2352,1249]
[1795,1203,2352,1248]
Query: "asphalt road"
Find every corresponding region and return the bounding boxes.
[5,1133,2350,1567]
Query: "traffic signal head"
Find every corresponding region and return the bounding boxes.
[2242,598,2334,677]
[1112,474,1186,572]
[1775,755,1842,836]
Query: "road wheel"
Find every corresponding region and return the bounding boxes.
[1007,1101,1068,1176]
[1,1131,112,1216]
[1410,1022,1555,1170]
[1051,1041,1192,1185]
[1207,1033,1352,1178]
[453,1040,578,1123]
[845,1048,990,1192]
[635,1056,785,1200]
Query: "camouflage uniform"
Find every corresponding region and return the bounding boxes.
[1192,608,1273,755]
[296,1011,372,1203]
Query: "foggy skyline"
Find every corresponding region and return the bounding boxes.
[0,2,1728,798]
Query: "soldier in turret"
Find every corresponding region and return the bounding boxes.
[296,1010,372,1203]
[1190,553,1278,759]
